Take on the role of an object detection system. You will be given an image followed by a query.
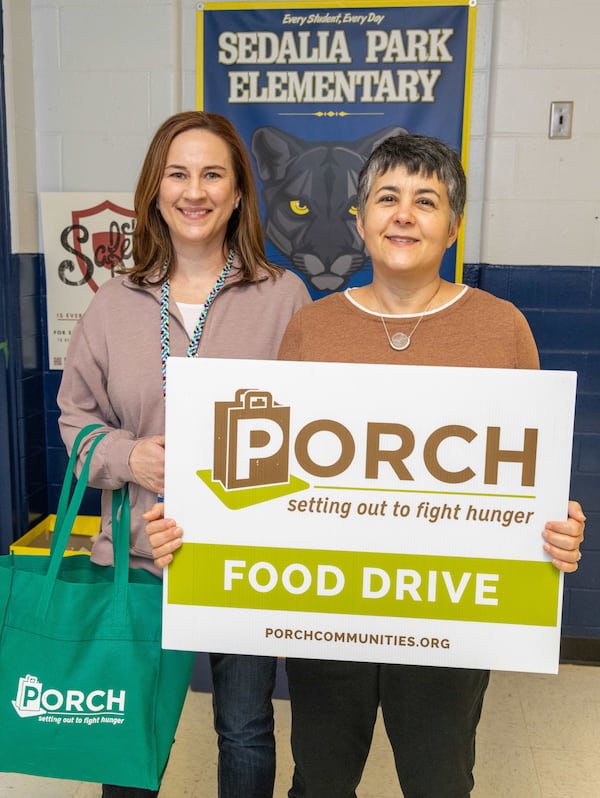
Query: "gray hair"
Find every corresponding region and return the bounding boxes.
[356,133,466,228]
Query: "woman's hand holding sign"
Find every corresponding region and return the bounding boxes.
[542,500,585,573]
[142,503,183,569]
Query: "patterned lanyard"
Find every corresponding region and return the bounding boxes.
[159,248,235,398]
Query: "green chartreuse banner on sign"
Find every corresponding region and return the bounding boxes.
[168,543,559,626]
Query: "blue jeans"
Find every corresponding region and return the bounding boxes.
[210,653,277,798]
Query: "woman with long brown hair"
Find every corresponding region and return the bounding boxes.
[58,111,310,798]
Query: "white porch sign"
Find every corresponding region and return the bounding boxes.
[163,358,576,674]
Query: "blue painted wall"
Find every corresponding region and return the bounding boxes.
[7,257,600,646]
[0,291,13,554]
[0,32,16,553]
[6,253,48,535]
[463,264,599,642]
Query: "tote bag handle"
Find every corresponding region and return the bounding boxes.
[110,485,132,627]
[51,423,103,548]
[37,424,132,623]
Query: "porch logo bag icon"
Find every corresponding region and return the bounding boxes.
[213,388,290,489]
[0,425,195,788]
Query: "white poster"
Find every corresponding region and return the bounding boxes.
[40,193,134,369]
[163,358,577,674]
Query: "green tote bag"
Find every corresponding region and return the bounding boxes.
[0,425,195,789]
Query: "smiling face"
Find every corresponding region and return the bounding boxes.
[356,165,460,285]
[157,128,241,254]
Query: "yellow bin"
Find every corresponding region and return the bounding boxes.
[10,515,100,556]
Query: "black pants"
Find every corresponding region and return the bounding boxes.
[286,658,490,798]
[102,786,158,797]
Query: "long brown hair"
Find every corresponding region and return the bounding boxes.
[129,111,279,285]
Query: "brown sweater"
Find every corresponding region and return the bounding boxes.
[279,286,540,369]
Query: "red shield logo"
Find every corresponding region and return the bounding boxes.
[62,200,136,293]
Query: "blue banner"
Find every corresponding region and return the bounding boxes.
[197,1,477,297]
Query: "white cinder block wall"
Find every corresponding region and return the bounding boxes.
[483,0,600,266]
[3,0,38,255]
[3,0,599,267]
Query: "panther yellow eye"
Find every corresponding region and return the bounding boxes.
[289,200,309,216]
[348,205,357,217]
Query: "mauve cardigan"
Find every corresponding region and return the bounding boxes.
[58,263,310,572]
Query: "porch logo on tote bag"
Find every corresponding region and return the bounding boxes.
[12,673,126,723]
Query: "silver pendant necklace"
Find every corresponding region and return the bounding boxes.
[375,283,441,351]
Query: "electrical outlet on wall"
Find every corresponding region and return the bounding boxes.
[549,101,573,139]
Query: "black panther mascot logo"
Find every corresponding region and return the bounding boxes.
[251,125,406,292]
